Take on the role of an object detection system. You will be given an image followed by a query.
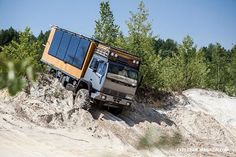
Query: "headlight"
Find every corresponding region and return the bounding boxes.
[125,94,133,100]
[126,102,131,106]
[101,95,107,100]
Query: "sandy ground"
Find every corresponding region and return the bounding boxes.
[0,75,236,157]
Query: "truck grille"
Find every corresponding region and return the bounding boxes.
[102,88,126,99]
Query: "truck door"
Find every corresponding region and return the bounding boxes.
[84,54,108,91]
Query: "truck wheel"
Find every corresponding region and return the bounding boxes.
[74,89,91,110]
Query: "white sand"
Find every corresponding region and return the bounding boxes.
[0,76,236,157]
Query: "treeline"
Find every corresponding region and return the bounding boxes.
[0,1,235,96]
[93,1,236,96]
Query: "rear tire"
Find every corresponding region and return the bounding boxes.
[74,89,91,110]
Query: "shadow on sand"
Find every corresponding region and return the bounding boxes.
[90,102,176,127]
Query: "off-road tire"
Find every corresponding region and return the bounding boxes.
[74,89,91,110]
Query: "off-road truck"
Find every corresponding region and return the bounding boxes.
[41,26,141,113]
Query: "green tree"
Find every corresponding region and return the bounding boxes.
[0,27,43,71]
[188,50,208,88]
[37,30,50,54]
[160,54,184,91]
[206,43,229,91]
[179,36,196,88]
[94,1,120,45]
[114,32,127,49]
[0,27,19,51]
[38,30,50,45]
[160,36,208,91]
[126,1,154,57]
[0,27,40,95]
[154,38,178,58]
[226,45,236,95]
[125,1,161,89]
[179,36,208,89]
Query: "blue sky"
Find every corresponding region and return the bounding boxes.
[0,0,236,49]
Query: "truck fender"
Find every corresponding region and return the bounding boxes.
[75,79,93,96]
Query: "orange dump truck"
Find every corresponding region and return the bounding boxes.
[41,26,141,112]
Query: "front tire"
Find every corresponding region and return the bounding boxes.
[74,89,91,110]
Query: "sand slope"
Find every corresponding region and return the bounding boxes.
[0,76,235,157]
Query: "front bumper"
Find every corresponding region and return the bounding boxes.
[91,91,133,106]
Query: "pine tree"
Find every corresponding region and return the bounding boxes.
[126,1,154,57]
[206,43,228,91]
[179,36,196,88]
[94,1,120,45]
[160,36,208,91]
[38,30,50,45]
[154,38,178,58]
[0,27,19,51]
[226,45,236,95]
[126,1,161,89]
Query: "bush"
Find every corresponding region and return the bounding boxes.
[0,58,36,95]
[0,27,40,95]
[138,127,182,149]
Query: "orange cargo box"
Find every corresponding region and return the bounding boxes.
[41,26,96,80]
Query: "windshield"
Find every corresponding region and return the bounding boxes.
[108,62,138,80]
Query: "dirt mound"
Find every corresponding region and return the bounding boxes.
[0,75,236,157]
[0,75,97,129]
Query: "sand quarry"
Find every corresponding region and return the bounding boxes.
[0,75,236,157]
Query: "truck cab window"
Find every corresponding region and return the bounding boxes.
[89,58,99,71]
[97,61,107,76]
[108,62,138,80]
[89,58,107,75]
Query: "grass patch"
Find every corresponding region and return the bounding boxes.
[138,128,182,149]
